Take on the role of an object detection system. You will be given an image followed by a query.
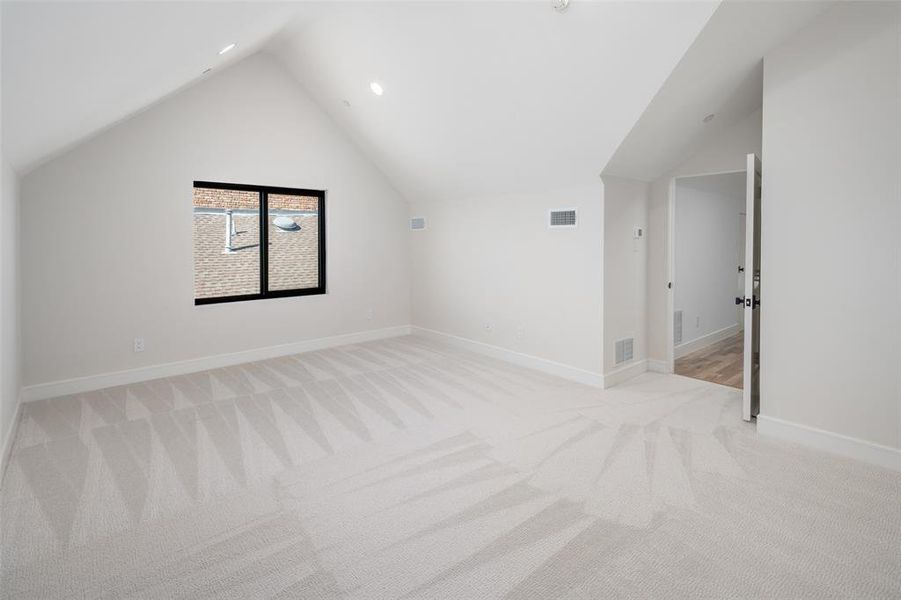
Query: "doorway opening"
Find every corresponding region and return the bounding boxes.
[665,155,762,421]
[670,171,746,389]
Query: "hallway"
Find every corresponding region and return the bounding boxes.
[675,332,743,388]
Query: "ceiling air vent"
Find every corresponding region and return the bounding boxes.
[410,217,427,231]
[549,208,577,228]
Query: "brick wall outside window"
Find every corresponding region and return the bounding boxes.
[193,188,318,212]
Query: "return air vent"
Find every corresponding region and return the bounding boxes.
[615,338,634,365]
[548,208,577,228]
[674,310,683,344]
[410,216,427,231]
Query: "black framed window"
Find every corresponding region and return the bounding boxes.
[192,181,326,305]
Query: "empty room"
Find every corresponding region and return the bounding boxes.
[0,1,899,598]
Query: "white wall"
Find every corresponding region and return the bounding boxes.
[760,2,901,451]
[1,2,23,464]
[409,184,604,377]
[1,159,20,458]
[647,109,762,364]
[601,176,648,375]
[674,172,744,351]
[20,53,411,388]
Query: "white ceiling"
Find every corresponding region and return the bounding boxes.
[268,1,718,202]
[1,1,301,173]
[602,1,832,181]
[2,0,750,200]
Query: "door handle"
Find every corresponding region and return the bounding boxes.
[740,296,760,308]
[735,296,744,305]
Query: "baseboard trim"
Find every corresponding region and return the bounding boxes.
[411,326,605,388]
[603,359,649,388]
[21,325,413,402]
[675,323,741,359]
[0,400,22,487]
[647,359,670,374]
[757,414,901,472]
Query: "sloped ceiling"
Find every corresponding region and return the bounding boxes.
[603,1,832,182]
[1,1,301,173]
[2,1,720,197]
[268,1,718,202]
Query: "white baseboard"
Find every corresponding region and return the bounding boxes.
[411,326,605,388]
[603,359,649,388]
[675,323,741,359]
[21,325,413,402]
[757,414,901,473]
[647,359,671,374]
[0,400,22,488]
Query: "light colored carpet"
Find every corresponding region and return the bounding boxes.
[1,335,899,598]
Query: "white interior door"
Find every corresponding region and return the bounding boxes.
[737,212,746,329]
[742,153,761,421]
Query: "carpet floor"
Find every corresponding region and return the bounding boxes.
[1,335,899,598]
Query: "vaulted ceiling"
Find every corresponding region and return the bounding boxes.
[603,0,831,181]
[1,1,301,173]
[2,1,829,202]
[1,0,717,198]
[267,1,718,201]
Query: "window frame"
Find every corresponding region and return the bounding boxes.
[193,180,326,306]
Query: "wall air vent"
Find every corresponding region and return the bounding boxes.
[549,208,577,228]
[674,310,683,345]
[410,217,427,231]
[615,338,634,365]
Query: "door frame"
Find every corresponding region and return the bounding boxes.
[665,169,746,374]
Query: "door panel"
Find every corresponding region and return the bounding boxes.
[743,154,761,421]
[737,212,746,328]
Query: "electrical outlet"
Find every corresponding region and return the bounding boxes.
[365,308,374,320]
[133,337,145,353]
[515,326,525,340]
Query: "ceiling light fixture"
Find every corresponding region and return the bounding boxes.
[703,113,716,123]
[370,81,384,96]
[553,0,570,13]
[218,42,237,55]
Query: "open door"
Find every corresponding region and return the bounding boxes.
[742,153,761,421]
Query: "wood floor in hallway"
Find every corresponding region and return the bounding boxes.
[675,331,744,388]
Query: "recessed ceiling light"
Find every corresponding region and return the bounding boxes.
[703,113,716,123]
[218,42,237,55]
[370,81,384,96]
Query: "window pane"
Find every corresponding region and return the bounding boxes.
[193,187,260,299]
[267,193,320,292]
